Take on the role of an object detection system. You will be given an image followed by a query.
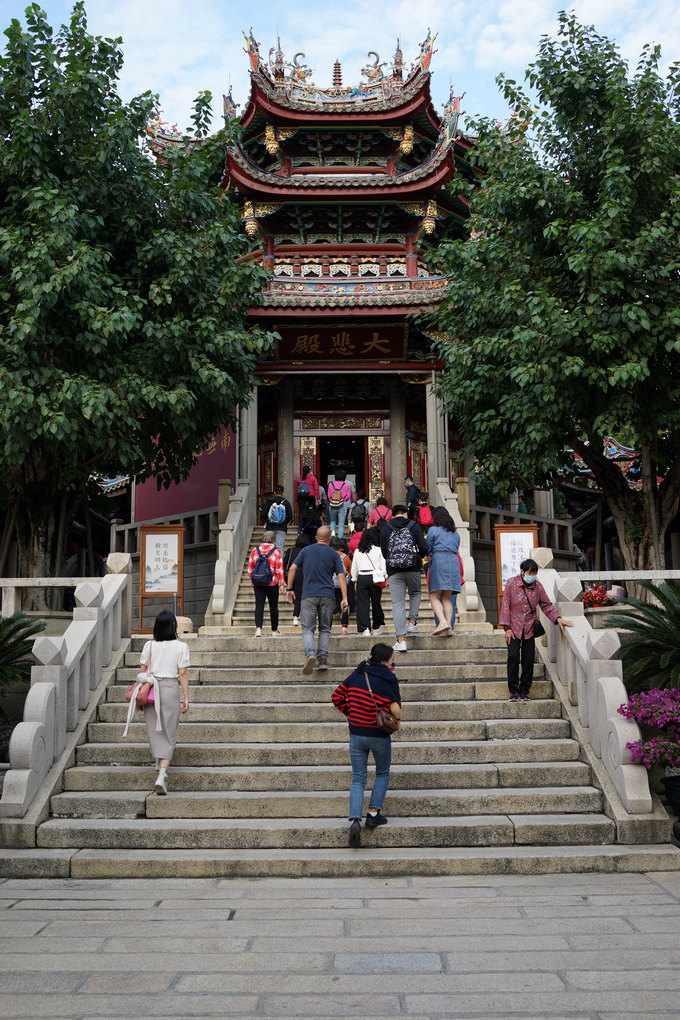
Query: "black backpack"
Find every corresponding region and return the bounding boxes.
[386,521,418,570]
[251,546,275,585]
[350,500,368,523]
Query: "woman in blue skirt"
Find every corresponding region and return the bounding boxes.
[425,506,461,636]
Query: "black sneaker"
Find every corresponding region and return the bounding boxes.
[365,811,388,829]
[508,694,519,702]
[316,658,328,671]
[521,695,531,702]
[349,819,362,847]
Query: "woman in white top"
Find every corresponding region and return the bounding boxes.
[138,611,190,795]
[351,528,387,636]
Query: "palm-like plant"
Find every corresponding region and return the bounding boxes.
[0,612,47,689]
[605,581,680,692]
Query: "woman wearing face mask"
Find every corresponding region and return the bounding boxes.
[498,558,572,702]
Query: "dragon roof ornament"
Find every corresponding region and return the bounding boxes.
[241,29,438,110]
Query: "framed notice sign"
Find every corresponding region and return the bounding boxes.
[494,523,539,618]
[138,525,185,631]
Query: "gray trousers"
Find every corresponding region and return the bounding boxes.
[387,571,422,637]
[273,529,286,553]
[300,595,335,659]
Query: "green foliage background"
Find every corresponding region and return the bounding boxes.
[0,4,274,574]
[432,14,680,568]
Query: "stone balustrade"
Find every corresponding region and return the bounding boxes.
[434,478,488,626]
[0,554,131,818]
[206,482,253,624]
[532,550,680,815]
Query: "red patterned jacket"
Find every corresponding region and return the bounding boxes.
[498,575,561,639]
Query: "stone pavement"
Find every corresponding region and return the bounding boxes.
[1,871,680,1019]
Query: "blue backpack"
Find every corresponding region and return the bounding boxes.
[251,546,275,585]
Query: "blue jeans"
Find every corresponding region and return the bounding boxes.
[348,732,392,819]
[273,529,286,553]
[329,504,348,538]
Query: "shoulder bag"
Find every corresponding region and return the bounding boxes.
[364,672,400,734]
[123,645,161,737]
[522,586,545,638]
[366,553,387,588]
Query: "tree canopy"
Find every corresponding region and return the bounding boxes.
[432,13,680,569]
[0,3,273,580]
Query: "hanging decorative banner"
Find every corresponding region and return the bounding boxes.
[276,323,407,362]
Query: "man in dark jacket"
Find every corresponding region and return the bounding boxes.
[380,505,428,652]
[260,484,294,553]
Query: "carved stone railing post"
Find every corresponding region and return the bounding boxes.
[0,564,130,818]
[74,582,103,688]
[106,553,132,639]
[532,548,654,815]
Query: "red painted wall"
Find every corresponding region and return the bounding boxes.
[134,427,237,522]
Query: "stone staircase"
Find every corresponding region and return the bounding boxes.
[29,606,679,875]
[224,527,487,634]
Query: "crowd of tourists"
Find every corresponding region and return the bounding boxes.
[131,472,571,845]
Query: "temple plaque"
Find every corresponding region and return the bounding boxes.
[276,323,407,363]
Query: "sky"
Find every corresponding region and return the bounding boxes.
[3,0,680,131]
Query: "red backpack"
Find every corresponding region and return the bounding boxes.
[417,505,433,527]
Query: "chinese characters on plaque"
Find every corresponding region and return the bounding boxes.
[144,533,180,594]
[276,324,407,362]
[138,525,185,630]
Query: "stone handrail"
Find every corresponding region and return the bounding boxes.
[434,478,488,625]
[110,506,219,555]
[472,504,574,552]
[206,481,253,624]
[532,548,657,814]
[0,554,131,818]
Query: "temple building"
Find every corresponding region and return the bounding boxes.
[224,31,473,510]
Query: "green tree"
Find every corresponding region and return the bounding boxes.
[0,4,272,592]
[432,13,680,570]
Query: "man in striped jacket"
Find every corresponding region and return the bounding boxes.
[332,643,401,847]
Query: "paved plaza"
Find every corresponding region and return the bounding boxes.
[1,871,680,1018]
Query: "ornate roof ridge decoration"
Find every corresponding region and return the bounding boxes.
[227,90,461,191]
[146,111,186,161]
[241,28,438,112]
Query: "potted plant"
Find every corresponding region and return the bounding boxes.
[605,579,680,692]
[618,689,680,814]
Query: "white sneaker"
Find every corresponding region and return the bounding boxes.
[293,617,300,626]
[406,622,419,634]
[393,640,407,652]
[254,628,262,637]
[271,631,282,638]
[372,628,383,636]
[154,775,167,796]
[360,629,372,637]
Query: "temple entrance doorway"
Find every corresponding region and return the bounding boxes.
[319,435,365,496]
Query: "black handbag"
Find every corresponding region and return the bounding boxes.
[533,619,545,638]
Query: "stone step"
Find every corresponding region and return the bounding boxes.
[5,843,680,880]
[106,680,554,703]
[128,632,506,651]
[36,812,617,850]
[49,785,603,820]
[117,663,536,683]
[63,760,592,793]
[123,651,520,670]
[76,737,581,768]
[98,699,562,725]
[87,718,571,744]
